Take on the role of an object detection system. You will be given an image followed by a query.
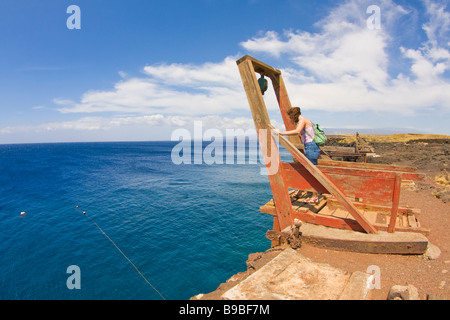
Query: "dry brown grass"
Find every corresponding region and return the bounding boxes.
[333,133,450,144]
[435,169,450,186]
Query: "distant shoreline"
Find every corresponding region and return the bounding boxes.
[1,133,449,146]
[328,133,450,143]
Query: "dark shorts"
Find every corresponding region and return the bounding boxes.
[305,142,321,165]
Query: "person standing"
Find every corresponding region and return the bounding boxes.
[273,107,321,203]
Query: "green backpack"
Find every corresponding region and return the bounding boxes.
[306,123,327,146]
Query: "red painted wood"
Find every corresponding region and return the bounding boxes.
[388,174,402,233]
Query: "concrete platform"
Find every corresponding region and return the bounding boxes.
[221,248,371,300]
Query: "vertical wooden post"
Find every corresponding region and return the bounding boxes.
[388,174,402,233]
[271,74,302,149]
[236,57,294,231]
[271,217,281,246]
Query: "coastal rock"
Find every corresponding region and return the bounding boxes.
[427,293,449,300]
[387,285,419,300]
[425,243,441,260]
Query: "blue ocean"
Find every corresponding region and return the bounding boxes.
[0,141,291,300]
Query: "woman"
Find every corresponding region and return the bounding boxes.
[274,107,321,203]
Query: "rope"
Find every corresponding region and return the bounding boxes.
[81,210,166,300]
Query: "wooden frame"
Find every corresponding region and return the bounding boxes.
[236,55,425,236]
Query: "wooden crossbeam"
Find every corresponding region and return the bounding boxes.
[236,55,282,76]
[318,159,420,174]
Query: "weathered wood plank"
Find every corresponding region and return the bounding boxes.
[318,159,419,173]
[236,55,282,76]
[326,198,421,216]
[270,73,303,149]
[322,146,357,153]
[408,215,418,228]
[388,174,402,233]
[319,165,423,182]
[298,223,429,255]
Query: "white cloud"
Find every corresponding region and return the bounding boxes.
[240,0,450,115]
[32,105,46,110]
[422,0,450,48]
[239,31,291,58]
[56,57,248,116]
[142,56,242,88]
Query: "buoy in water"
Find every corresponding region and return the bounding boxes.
[20,211,26,217]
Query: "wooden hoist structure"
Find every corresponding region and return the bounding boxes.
[236,55,430,254]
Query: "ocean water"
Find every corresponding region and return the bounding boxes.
[0,141,291,300]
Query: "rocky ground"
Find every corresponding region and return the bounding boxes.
[369,139,450,204]
[196,134,450,300]
[313,135,450,299]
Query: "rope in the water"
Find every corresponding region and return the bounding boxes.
[81,210,166,300]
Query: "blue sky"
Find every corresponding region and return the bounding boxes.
[1,0,449,143]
